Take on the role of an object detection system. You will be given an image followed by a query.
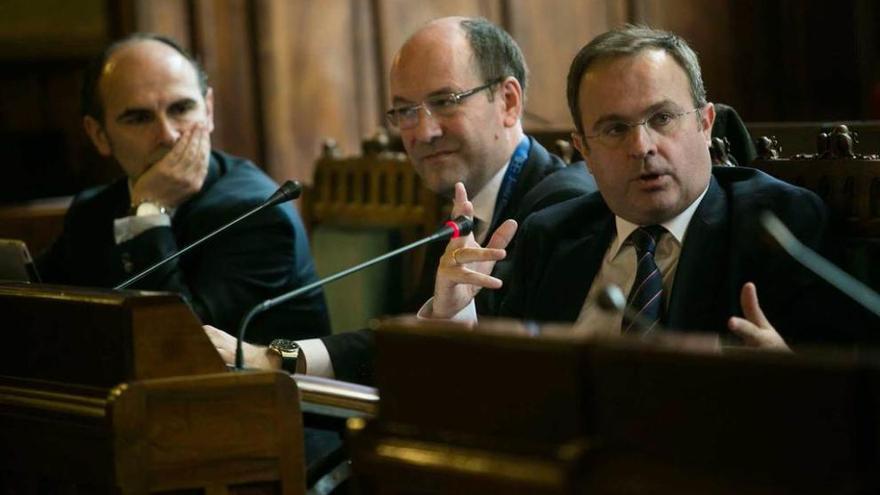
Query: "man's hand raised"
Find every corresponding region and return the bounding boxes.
[728,282,791,352]
[131,122,210,209]
[431,182,518,318]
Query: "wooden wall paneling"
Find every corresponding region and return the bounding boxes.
[253,1,371,184]
[0,0,108,59]
[506,0,628,131]
[126,0,193,49]
[353,0,383,141]
[629,0,740,118]
[253,0,293,183]
[776,0,862,121]
[854,0,880,119]
[192,0,262,164]
[374,0,503,112]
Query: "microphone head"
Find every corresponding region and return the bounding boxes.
[597,284,626,313]
[441,216,474,239]
[452,216,474,236]
[266,180,303,206]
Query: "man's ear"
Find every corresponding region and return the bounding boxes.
[83,115,112,157]
[204,87,215,133]
[499,76,523,128]
[700,102,716,143]
[571,131,591,167]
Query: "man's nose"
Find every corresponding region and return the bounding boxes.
[411,106,442,143]
[155,116,180,146]
[626,121,658,158]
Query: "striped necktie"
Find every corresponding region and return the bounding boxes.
[623,225,665,333]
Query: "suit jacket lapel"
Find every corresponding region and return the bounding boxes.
[530,212,614,323]
[488,137,562,236]
[666,176,731,333]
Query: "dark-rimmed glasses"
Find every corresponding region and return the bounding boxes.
[386,78,503,129]
[580,107,702,148]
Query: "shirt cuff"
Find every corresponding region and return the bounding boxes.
[297,338,335,379]
[417,297,478,323]
[114,214,172,244]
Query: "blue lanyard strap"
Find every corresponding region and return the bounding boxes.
[489,137,531,231]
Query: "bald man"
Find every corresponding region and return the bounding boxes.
[38,33,330,344]
[205,17,595,384]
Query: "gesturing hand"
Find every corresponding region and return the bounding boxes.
[728,282,791,352]
[431,182,518,318]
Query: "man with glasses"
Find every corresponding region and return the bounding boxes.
[206,16,595,383]
[427,25,848,349]
[386,16,596,315]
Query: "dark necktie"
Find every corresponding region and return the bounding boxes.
[623,225,665,333]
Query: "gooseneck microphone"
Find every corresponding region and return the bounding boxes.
[114,180,302,290]
[760,211,880,319]
[596,284,665,334]
[234,216,474,369]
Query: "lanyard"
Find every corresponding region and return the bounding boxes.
[489,137,531,231]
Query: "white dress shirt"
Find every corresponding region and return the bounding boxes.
[428,184,711,331]
[572,185,708,336]
[113,180,173,244]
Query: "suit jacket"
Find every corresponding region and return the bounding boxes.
[499,166,864,347]
[38,150,331,344]
[411,135,598,314]
[327,136,597,384]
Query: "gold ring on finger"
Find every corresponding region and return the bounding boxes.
[452,247,465,265]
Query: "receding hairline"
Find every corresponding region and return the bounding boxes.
[391,18,474,72]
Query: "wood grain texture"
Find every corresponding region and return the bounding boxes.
[193,0,263,163]
[254,0,378,184]
[507,0,628,131]
[375,0,502,112]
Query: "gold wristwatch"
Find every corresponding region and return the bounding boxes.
[268,339,300,374]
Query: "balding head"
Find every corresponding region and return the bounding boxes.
[81,35,214,182]
[81,34,207,124]
[388,17,527,198]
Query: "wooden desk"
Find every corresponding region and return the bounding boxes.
[0,283,305,495]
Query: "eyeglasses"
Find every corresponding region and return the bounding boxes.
[581,107,702,148]
[385,78,503,129]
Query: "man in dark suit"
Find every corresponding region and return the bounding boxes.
[206,17,595,383]
[38,33,330,344]
[428,25,846,348]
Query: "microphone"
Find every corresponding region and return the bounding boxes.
[234,215,474,369]
[759,211,880,319]
[114,180,302,290]
[596,284,665,334]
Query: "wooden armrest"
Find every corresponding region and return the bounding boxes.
[294,374,378,418]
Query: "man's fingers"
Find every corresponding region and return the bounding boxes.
[740,282,770,328]
[727,316,761,345]
[451,182,475,219]
[444,268,504,289]
[445,247,507,266]
[162,125,193,165]
[485,219,518,250]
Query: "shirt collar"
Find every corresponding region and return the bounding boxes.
[610,181,710,258]
[470,161,510,228]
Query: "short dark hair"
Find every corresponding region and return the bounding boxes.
[566,25,707,134]
[460,17,528,98]
[80,33,208,122]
